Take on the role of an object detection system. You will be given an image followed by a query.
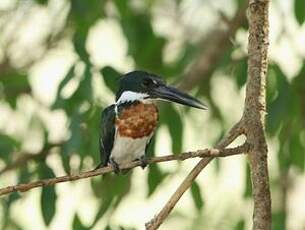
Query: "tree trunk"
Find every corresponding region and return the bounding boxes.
[243,0,272,229]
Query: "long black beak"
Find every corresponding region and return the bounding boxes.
[152,85,208,110]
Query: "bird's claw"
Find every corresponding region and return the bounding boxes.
[139,156,148,169]
[109,158,121,174]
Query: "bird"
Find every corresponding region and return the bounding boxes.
[96,70,207,173]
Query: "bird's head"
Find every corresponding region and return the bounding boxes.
[115,71,207,110]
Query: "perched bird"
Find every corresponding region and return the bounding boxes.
[96,71,207,173]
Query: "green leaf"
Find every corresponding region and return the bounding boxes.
[114,1,167,73]
[18,166,33,184]
[63,111,82,155]
[35,0,48,5]
[148,163,166,196]
[293,60,305,90]
[91,174,131,201]
[39,165,57,226]
[83,106,102,164]
[272,211,286,230]
[72,28,90,64]
[73,214,88,230]
[146,136,167,196]
[294,0,305,25]
[56,65,92,115]
[236,0,244,8]
[0,134,19,162]
[60,151,71,174]
[90,199,113,228]
[2,192,22,220]
[90,175,131,226]
[0,72,30,108]
[218,46,234,71]
[70,0,104,26]
[73,66,93,101]
[70,0,105,64]
[191,181,204,211]
[160,104,183,153]
[244,163,252,198]
[2,218,23,230]
[41,186,56,226]
[266,66,278,103]
[234,219,245,230]
[278,136,291,172]
[266,65,291,135]
[100,66,121,93]
[52,65,75,110]
[289,132,305,171]
[235,58,248,89]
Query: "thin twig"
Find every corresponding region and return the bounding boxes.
[216,119,244,149]
[0,145,249,196]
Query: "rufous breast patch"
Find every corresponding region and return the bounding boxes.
[116,103,158,138]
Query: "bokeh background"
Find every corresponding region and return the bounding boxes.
[0,0,304,229]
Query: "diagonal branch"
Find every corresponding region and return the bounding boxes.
[145,121,245,229]
[216,119,245,149]
[0,144,249,196]
[145,158,212,230]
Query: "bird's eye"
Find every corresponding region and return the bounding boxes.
[142,79,154,87]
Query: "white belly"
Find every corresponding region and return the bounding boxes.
[111,132,152,164]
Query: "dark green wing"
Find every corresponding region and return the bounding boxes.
[99,104,116,166]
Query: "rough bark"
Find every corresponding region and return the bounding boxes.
[243,0,272,229]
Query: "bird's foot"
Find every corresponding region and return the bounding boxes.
[139,155,148,169]
[109,158,121,174]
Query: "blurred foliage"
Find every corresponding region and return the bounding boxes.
[190,181,204,212]
[294,0,305,25]
[0,0,304,229]
[39,164,57,226]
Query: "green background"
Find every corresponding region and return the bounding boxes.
[0,0,304,229]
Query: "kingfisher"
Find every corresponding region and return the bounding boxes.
[96,71,207,173]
